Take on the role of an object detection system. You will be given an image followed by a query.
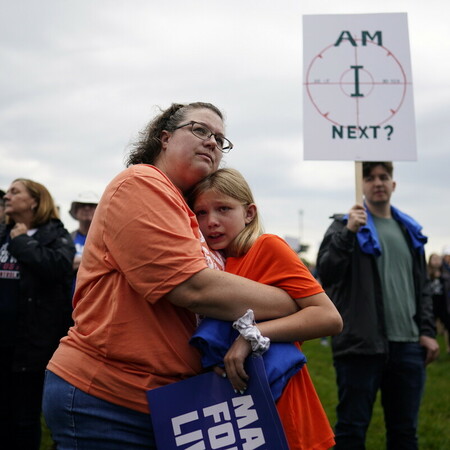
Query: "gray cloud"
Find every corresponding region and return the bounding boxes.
[1,0,449,260]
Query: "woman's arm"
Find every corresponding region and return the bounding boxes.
[165,268,298,321]
[102,170,298,322]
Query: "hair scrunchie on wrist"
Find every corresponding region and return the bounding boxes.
[232,309,270,355]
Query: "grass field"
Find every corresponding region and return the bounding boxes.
[40,335,450,449]
[302,335,450,450]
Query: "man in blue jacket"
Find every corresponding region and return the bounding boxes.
[317,161,439,450]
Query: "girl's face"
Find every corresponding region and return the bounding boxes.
[193,190,256,255]
[157,108,224,192]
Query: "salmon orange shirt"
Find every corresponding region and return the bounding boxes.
[226,234,335,450]
[47,165,208,413]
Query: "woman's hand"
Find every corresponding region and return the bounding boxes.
[10,223,28,239]
[223,335,252,393]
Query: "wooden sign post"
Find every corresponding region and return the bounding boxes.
[354,161,363,204]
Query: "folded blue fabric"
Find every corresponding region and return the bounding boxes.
[344,204,427,256]
[190,317,306,401]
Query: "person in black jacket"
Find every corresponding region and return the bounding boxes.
[317,162,439,450]
[0,178,75,450]
[0,188,6,224]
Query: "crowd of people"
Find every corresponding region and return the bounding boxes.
[0,103,448,450]
[427,248,450,354]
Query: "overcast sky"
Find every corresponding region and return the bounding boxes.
[1,0,449,262]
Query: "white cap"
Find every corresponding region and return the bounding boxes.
[69,191,99,218]
[443,245,450,256]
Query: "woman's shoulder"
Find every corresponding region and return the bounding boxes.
[111,165,178,195]
[121,164,168,181]
[37,219,73,244]
[41,218,65,230]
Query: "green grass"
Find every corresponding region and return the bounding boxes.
[40,415,53,450]
[39,335,450,449]
[302,335,450,450]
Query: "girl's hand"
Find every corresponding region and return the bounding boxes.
[223,335,252,393]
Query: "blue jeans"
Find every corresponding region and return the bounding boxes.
[333,342,426,450]
[42,370,156,449]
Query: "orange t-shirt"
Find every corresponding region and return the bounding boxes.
[47,165,208,413]
[226,234,335,450]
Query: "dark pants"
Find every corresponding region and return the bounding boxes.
[333,342,426,450]
[0,348,44,450]
[433,294,450,349]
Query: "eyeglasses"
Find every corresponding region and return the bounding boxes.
[174,121,233,153]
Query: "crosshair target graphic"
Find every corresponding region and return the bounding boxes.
[305,39,409,128]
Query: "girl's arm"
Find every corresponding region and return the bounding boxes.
[221,291,343,392]
[256,291,342,341]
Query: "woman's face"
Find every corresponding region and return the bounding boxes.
[429,254,442,268]
[4,181,37,221]
[156,108,225,192]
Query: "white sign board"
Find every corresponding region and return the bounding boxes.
[303,13,417,161]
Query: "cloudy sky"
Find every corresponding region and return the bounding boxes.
[1,0,449,262]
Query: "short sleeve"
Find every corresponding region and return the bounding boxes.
[100,165,208,302]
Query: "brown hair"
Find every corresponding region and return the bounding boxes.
[10,178,59,227]
[362,161,394,178]
[427,253,442,280]
[188,168,263,257]
[126,102,224,167]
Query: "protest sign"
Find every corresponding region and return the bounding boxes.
[147,356,288,450]
[303,13,417,162]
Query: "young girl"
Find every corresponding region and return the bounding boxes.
[188,168,343,450]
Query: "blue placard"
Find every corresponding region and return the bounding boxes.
[147,355,289,449]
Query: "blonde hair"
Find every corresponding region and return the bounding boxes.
[188,168,263,257]
[11,178,59,227]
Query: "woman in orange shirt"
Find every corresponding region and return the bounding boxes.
[42,103,299,449]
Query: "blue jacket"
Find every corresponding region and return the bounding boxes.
[190,317,306,401]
